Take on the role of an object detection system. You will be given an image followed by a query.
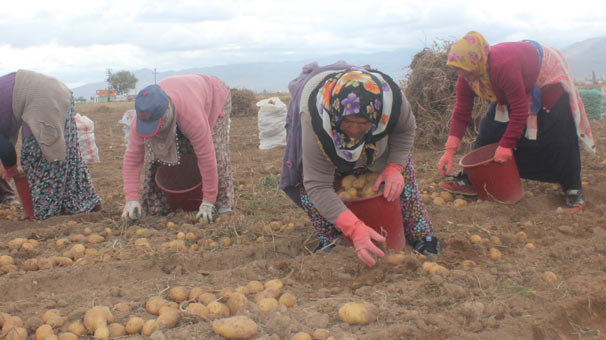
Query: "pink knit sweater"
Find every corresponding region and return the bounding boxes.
[122,75,229,203]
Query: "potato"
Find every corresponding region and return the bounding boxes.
[8,238,26,249]
[125,317,144,334]
[68,234,85,242]
[489,236,502,245]
[207,301,230,317]
[134,238,151,251]
[253,288,281,303]
[113,302,130,313]
[42,310,60,324]
[87,234,104,244]
[312,329,330,340]
[2,316,23,334]
[257,298,279,312]
[351,177,366,189]
[55,238,70,247]
[186,303,209,319]
[234,286,248,295]
[145,296,167,315]
[93,324,109,339]
[514,231,528,241]
[384,253,405,265]
[246,281,264,294]
[421,193,431,203]
[338,302,377,325]
[421,262,449,275]
[168,286,189,302]
[0,264,17,273]
[23,258,39,271]
[84,306,112,332]
[346,187,358,198]
[340,175,356,190]
[524,243,536,250]
[189,286,208,300]
[489,248,502,260]
[141,319,158,336]
[108,323,125,337]
[35,324,54,340]
[542,271,558,283]
[176,232,185,239]
[197,292,217,305]
[37,258,54,270]
[46,315,67,328]
[6,327,28,340]
[439,191,454,203]
[264,279,283,290]
[227,293,248,314]
[218,287,234,300]
[462,260,476,269]
[70,244,86,259]
[453,198,468,207]
[338,191,353,201]
[0,255,14,266]
[365,172,379,184]
[67,321,87,336]
[432,197,446,205]
[291,332,312,340]
[57,333,78,340]
[51,256,73,266]
[212,316,258,339]
[470,235,482,244]
[156,309,182,329]
[278,292,297,307]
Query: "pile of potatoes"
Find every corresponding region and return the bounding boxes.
[336,172,383,201]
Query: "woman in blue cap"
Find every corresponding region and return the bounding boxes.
[121,74,233,223]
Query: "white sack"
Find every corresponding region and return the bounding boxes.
[256,97,287,150]
[74,113,100,163]
[118,109,137,147]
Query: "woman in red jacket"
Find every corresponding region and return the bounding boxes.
[437,31,595,212]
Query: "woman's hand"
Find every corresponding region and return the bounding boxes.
[1,165,20,179]
[437,136,461,176]
[336,210,385,266]
[494,146,513,163]
[196,200,217,223]
[121,201,142,221]
[373,162,404,202]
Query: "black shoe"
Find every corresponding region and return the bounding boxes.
[564,189,584,212]
[413,235,440,259]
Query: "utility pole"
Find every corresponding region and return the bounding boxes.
[154,68,157,84]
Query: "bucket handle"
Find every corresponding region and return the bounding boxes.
[483,183,508,204]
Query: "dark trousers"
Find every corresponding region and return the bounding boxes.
[474,92,582,192]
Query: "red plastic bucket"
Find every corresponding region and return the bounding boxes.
[13,174,34,220]
[459,143,524,204]
[154,155,203,211]
[344,194,405,250]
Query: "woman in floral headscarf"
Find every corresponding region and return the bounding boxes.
[280,62,438,267]
[437,31,595,212]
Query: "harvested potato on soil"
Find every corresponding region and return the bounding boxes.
[212,316,258,339]
[125,317,144,334]
[0,255,14,266]
[156,308,182,329]
[462,260,476,269]
[83,306,113,332]
[197,292,217,305]
[264,279,283,290]
[141,320,158,337]
[312,329,330,340]
[470,235,482,244]
[258,298,279,312]
[186,303,209,319]
[384,253,405,265]
[2,316,23,334]
[145,296,167,315]
[227,293,248,314]
[542,271,558,283]
[278,292,297,307]
[168,286,189,302]
[5,327,27,340]
[489,248,502,260]
[292,332,312,340]
[514,231,528,241]
[338,302,377,325]
[108,323,125,337]
[421,262,449,275]
[113,302,130,313]
[67,321,87,336]
[35,324,53,340]
[207,301,230,317]
[57,333,78,340]
[453,198,468,207]
[524,243,536,250]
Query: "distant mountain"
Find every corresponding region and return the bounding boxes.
[563,37,606,81]
[71,48,417,99]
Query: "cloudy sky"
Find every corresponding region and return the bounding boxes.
[1,0,605,88]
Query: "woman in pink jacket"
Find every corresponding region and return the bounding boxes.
[121,75,234,222]
[437,31,595,212]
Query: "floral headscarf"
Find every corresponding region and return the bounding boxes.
[308,68,401,172]
[447,31,497,102]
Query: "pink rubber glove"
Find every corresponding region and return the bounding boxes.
[1,165,19,179]
[437,136,461,176]
[494,146,513,163]
[373,162,404,202]
[336,209,385,266]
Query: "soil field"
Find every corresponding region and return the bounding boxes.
[1,101,606,340]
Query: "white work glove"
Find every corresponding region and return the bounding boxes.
[121,201,142,221]
[196,200,217,223]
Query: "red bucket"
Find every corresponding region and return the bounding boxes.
[154,155,203,211]
[13,174,34,220]
[344,194,405,250]
[459,143,524,204]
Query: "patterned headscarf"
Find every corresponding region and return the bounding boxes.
[309,68,401,172]
[447,31,497,102]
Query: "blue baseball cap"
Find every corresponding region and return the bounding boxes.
[134,84,169,137]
